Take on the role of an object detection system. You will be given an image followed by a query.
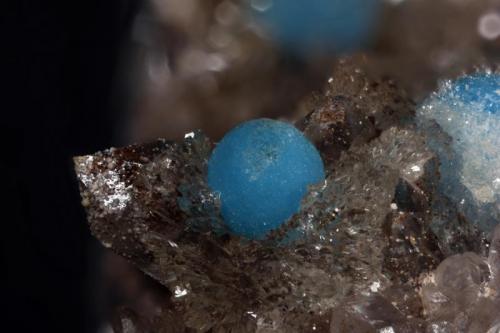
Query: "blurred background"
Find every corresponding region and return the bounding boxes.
[3,0,500,331]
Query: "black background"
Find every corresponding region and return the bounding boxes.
[3,1,140,331]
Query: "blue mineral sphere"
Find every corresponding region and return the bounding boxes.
[208,119,325,239]
[249,0,381,55]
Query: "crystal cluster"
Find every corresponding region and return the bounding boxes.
[420,239,500,333]
[75,59,497,332]
[417,72,500,231]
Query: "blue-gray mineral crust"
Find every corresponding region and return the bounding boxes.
[417,72,500,232]
[74,58,499,333]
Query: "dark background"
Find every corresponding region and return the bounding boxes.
[3,1,140,331]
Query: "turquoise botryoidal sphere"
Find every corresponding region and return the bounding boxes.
[249,0,381,55]
[417,72,500,229]
[207,119,325,239]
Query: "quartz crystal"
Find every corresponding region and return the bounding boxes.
[74,58,497,332]
[420,224,500,332]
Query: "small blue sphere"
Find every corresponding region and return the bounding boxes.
[249,0,381,55]
[208,119,325,239]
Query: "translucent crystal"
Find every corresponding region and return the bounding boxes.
[421,225,500,333]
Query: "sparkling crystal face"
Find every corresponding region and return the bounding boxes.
[250,0,381,54]
[417,72,500,228]
[442,73,500,114]
[207,119,325,239]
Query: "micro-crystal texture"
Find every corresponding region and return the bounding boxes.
[417,72,500,230]
[74,59,498,333]
[207,119,325,239]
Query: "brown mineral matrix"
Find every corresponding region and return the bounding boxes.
[74,58,494,332]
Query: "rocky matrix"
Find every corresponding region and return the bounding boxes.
[74,58,499,332]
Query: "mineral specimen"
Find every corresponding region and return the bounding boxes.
[417,72,500,231]
[207,118,325,239]
[74,59,497,332]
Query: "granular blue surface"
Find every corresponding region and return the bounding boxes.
[208,119,325,239]
[445,73,500,114]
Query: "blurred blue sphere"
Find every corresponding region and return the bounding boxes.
[208,119,325,239]
[250,0,381,55]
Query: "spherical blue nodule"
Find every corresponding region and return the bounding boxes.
[249,0,381,55]
[207,119,325,239]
